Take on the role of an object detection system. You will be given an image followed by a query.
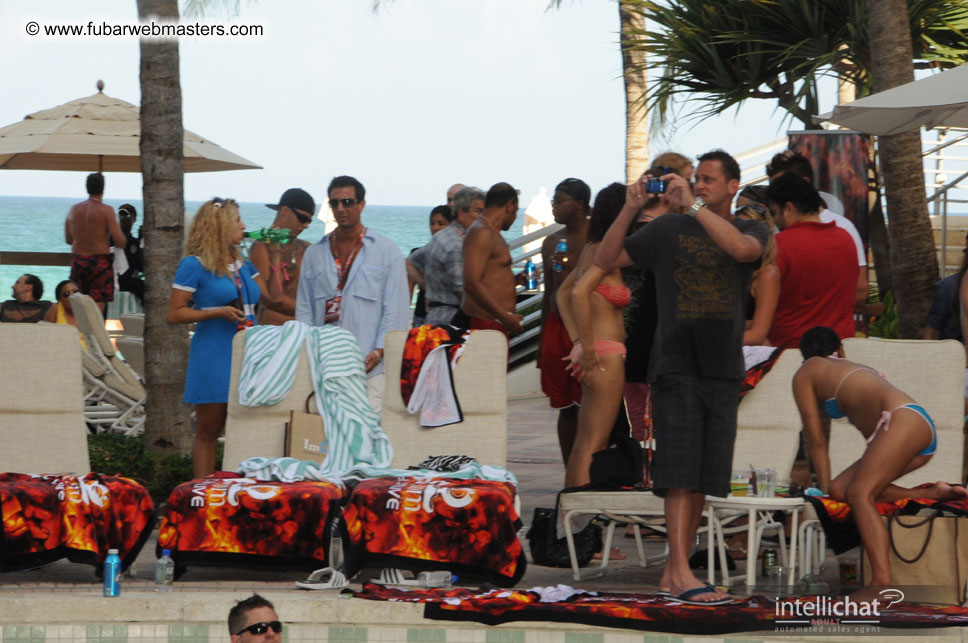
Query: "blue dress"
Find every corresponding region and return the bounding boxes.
[173,256,260,404]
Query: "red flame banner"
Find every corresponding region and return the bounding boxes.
[342,476,525,586]
[158,476,344,570]
[0,472,153,572]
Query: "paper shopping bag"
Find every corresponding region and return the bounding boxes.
[285,410,327,465]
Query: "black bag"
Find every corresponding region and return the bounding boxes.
[589,435,643,488]
[526,506,603,568]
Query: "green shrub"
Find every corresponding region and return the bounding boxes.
[868,290,899,339]
[87,433,198,508]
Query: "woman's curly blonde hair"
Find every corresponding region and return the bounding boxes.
[184,198,242,276]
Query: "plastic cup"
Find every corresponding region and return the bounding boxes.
[756,469,776,497]
[730,470,750,497]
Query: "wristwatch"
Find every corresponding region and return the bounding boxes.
[688,197,706,218]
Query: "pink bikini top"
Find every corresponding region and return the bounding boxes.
[594,283,631,308]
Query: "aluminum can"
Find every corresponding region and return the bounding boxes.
[103,548,121,597]
[762,547,778,577]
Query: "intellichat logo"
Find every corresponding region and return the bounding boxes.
[774,589,904,632]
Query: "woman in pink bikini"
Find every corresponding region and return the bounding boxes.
[794,326,967,589]
[556,183,636,488]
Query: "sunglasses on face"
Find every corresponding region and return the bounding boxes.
[235,621,283,636]
[328,198,358,209]
[60,290,79,298]
[291,209,313,225]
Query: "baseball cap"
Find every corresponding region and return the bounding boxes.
[266,188,316,217]
[555,178,591,208]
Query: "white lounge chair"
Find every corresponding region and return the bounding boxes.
[70,293,146,435]
[0,324,90,474]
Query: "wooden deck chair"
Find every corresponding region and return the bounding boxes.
[0,324,90,474]
[380,329,508,469]
[70,293,145,435]
[799,337,966,576]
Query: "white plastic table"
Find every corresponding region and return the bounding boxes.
[705,495,805,592]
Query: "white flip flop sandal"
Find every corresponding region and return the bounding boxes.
[375,568,419,586]
[295,566,348,590]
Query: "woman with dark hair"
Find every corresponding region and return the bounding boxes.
[168,198,281,477]
[44,280,86,348]
[556,183,636,488]
[793,326,966,592]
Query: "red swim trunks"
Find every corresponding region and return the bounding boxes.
[469,316,508,340]
[538,310,582,409]
[70,254,114,303]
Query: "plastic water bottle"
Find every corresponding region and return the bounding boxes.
[155,549,175,592]
[552,239,568,272]
[417,571,457,588]
[244,228,291,244]
[103,548,121,597]
[524,259,537,290]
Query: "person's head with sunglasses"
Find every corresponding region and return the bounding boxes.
[327,175,366,234]
[266,188,316,237]
[228,594,282,642]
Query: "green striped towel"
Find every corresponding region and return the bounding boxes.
[238,321,393,476]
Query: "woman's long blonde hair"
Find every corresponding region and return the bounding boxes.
[736,204,777,279]
[184,198,241,276]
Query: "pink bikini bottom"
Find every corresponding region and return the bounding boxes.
[594,339,627,358]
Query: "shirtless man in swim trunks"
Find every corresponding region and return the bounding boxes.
[65,173,126,317]
[249,188,315,325]
[794,325,968,594]
[459,182,524,338]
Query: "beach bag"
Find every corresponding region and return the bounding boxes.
[526,506,602,568]
[589,436,643,488]
[284,393,328,465]
[862,511,968,605]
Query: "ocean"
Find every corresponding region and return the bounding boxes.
[0,195,528,298]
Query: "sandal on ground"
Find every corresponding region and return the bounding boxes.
[375,568,419,585]
[295,567,348,590]
[592,546,627,561]
[668,585,733,606]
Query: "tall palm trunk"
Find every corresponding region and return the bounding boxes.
[867,0,937,337]
[138,0,192,453]
[620,1,648,183]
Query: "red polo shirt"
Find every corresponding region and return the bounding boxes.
[768,220,858,349]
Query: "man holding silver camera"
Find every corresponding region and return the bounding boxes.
[595,149,768,605]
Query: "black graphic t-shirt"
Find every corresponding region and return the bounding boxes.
[624,214,767,381]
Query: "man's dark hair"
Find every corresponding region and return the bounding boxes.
[766,172,823,214]
[697,149,740,182]
[227,594,275,635]
[587,183,630,243]
[430,204,454,223]
[86,173,105,196]
[484,182,518,209]
[799,326,842,360]
[328,175,365,201]
[22,274,43,300]
[766,150,814,181]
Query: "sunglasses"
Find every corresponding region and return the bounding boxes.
[235,621,283,636]
[60,290,79,298]
[551,196,576,205]
[737,204,769,218]
[328,197,359,209]
[290,209,313,225]
[211,197,238,209]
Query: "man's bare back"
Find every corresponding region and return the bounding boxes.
[66,198,125,255]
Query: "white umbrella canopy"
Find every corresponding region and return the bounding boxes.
[816,64,968,135]
[0,82,260,173]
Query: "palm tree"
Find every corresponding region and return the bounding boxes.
[137,0,192,454]
[867,0,938,337]
[618,1,649,182]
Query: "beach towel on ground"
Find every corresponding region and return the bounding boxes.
[157,474,344,571]
[0,473,154,574]
[237,321,393,476]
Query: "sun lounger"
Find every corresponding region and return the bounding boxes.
[0,324,90,474]
[70,293,145,435]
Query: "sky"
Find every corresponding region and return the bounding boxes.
[0,0,829,207]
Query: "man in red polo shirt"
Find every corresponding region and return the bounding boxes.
[767,173,858,349]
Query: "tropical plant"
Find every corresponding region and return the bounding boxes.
[635,0,968,129]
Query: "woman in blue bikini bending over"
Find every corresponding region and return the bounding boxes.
[793,326,967,589]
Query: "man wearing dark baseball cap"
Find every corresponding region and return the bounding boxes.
[250,188,317,325]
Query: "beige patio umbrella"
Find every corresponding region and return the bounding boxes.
[0,81,260,173]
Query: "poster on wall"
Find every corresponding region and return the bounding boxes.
[787,130,876,245]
